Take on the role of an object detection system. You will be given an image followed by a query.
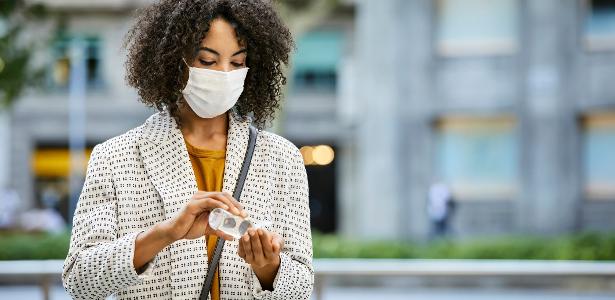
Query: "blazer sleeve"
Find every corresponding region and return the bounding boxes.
[251,147,314,300]
[62,143,157,299]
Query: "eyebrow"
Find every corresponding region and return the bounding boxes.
[198,47,247,57]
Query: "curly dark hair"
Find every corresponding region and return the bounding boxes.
[123,0,294,128]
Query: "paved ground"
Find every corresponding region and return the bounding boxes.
[1,285,614,300]
[320,287,615,300]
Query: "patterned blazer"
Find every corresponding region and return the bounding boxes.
[62,110,313,300]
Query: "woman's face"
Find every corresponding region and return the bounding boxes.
[190,18,247,72]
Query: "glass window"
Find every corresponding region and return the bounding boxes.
[50,36,102,89]
[292,30,343,91]
[582,113,615,200]
[436,0,519,56]
[32,146,93,222]
[435,116,518,200]
[585,0,615,50]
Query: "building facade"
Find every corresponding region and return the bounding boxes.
[8,0,155,220]
[341,0,615,239]
[4,0,615,240]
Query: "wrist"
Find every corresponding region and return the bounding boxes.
[251,255,280,291]
[252,255,281,273]
[133,224,175,272]
[152,222,177,245]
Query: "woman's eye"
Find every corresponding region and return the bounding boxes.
[231,62,245,67]
[199,59,215,66]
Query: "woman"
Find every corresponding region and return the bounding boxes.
[62,1,313,299]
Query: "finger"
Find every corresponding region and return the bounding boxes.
[219,192,249,218]
[194,190,211,197]
[238,242,245,258]
[190,198,229,214]
[242,234,254,263]
[208,193,243,216]
[212,192,240,209]
[195,192,248,218]
[215,229,235,241]
[258,229,274,259]
[271,233,283,254]
[249,228,264,261]
[222,192,244,210]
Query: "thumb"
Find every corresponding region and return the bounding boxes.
[272,234,283,253]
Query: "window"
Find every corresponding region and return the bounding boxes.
[292,30,343,91]
[32,146,93,221]
[435,116,518,200]
[585,0,615,50]
[50,36,102,89]
[436,0,519,56]
[582,113,615,200]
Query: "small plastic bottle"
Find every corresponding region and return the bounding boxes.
[209,208,268,239]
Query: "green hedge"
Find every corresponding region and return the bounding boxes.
[1,231,614,260]
[312,231,615,260]
[0,231,71,260]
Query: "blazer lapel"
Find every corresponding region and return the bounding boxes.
[137,109,252,299]
[138,110,198,218]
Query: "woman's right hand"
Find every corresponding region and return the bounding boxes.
[158,191,247,242]
[134,191,247,272]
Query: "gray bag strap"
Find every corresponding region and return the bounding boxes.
[199,124,258,300]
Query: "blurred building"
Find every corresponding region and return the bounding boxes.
[7,0,155,221]
[343,0,615,239]
[3,0,615,240]
[282,2,355,236]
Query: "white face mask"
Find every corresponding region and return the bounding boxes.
[181,60,249,118]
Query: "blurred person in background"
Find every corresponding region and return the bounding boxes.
[62,1,313,299]
[428,182,456,239]
[18,184,66,233]
[0,188,20,229]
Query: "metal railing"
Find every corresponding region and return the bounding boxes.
[0,260,64,300]
[312,259,615,299]
[2,259,615,300]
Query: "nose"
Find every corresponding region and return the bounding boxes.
[211,61,232,73]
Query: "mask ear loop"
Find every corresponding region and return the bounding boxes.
[179,58,191,94]
[182,57,191,68]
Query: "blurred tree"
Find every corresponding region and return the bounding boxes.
[0,1,47,190]
[0,0,46,109]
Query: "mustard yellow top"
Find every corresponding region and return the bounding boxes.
[185,140,226,300]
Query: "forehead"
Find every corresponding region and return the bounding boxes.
[199,18,245,53]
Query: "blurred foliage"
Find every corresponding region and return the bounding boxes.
[0,0,47,109]
[312,231,615,260]
[1,230,615,260]
[0,231,70,260]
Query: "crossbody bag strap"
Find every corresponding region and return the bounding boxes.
[199,124,258,300]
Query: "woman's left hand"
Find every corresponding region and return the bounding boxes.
[238,228,283,269]
[237,227,283,290]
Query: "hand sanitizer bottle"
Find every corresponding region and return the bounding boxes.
[208,208,269,239]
